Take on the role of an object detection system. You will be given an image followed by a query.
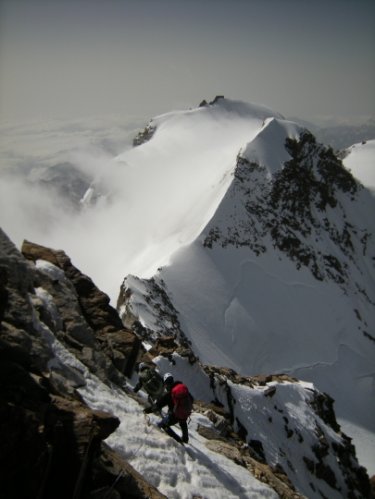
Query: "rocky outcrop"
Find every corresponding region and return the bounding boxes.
[22,239,141,379]
[132,124,157,146]
[0,360,165,499]
[118,275,194,358]
[0,228,163,499]
[201,436,303,499]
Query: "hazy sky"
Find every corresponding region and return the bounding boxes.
[0,0,374,124]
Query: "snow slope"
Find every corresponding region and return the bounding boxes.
[119,100,375,474]
[343,139,375,192]
[43,315,365,499]
[112,99,282,279]
[43,324,278,498]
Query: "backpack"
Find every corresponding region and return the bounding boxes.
[140,368,164,398]
[171,383,193,421]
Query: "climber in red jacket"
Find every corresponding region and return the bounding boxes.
[144,372,193,444]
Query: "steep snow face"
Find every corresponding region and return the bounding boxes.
[240,117,303,175]
[343,139,375,192]
[121,119,375,473]
[113,99,281,278]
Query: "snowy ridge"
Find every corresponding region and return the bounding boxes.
[240,117,303,175]
[47,317,368,499]
[111,98,281,279]
[152,354,367,499]
[39,325,276,498]
[118,102,375,476]
[204,126,374,294]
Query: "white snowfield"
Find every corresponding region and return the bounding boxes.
[343,138,375,192]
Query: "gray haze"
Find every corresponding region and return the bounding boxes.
[0,0,374,124]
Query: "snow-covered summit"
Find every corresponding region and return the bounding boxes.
[135,97,285,139]
[112,98,283,279]
[240,117,302,175]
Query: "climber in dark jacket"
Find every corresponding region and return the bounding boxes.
[144,373,193,444]
[133,362,164,404]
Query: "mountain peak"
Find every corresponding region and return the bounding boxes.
[116,112,375,479]
[130,97,285,149]
[196,96,285,120]
[203,128,370,290]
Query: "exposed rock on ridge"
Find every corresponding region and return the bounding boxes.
[22,239,141,380]
[0,228,164,499]
[132,124,157,146]
[204,130,371,295]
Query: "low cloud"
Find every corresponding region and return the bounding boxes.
[0,116,150,300]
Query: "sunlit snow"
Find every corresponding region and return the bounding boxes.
[343,139,375,192]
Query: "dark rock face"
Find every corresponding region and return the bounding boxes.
[210,95,225,105]
[0,228,164,499]
[118,275,196,365]
[203,131,373,301]
[22,239,141,379]
[132,124,156,146]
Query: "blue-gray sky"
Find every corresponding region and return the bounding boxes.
[0,0,374,124]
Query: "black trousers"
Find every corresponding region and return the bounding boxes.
[158,412,188,443]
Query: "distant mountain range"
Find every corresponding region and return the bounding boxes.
[289,116,375,151]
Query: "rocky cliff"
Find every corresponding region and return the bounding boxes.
[0,228,163,499]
